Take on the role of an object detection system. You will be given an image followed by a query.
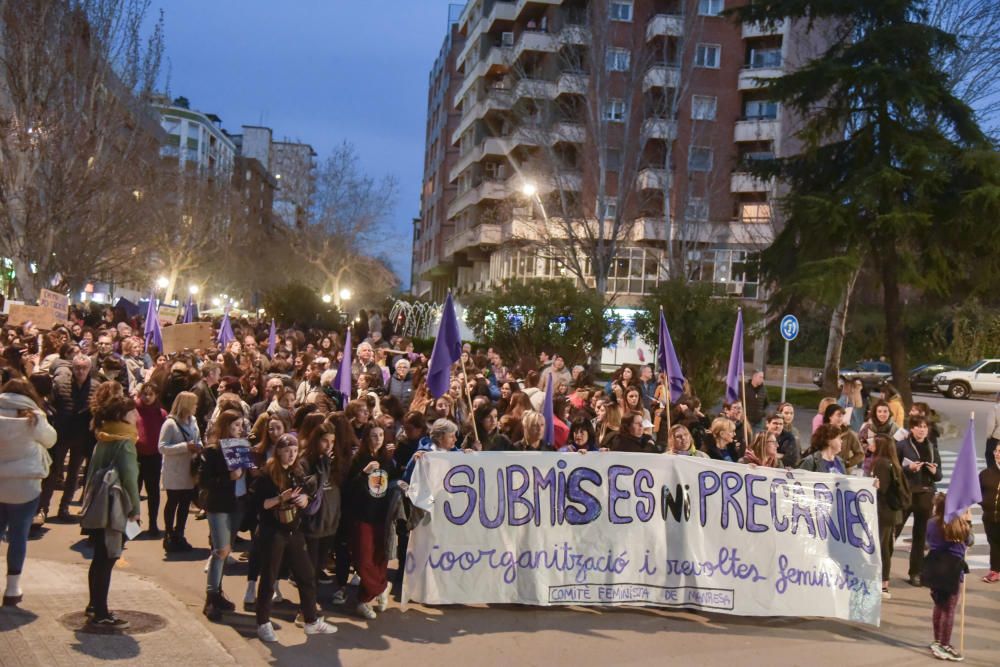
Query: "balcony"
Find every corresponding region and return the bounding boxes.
[551,121,585,143]
[514,0,560,18]
[646,14,683,41]
[448,136,507,183]
[643,64,680,92]
[637,167,670,190]
[641,117,677,142]
[457,1,518,69]
[452,87,514,145]
[513,30,557,62]
[730,219,775,246]
[456,45,513,102]
[514,77,557,101]
[738,67,782,90]
[734,119,779,142]
[446,179,509,220]
[742,19,788,39]
[559,24,588,45]
[557,71,588,96]
[630,217,670,242]
[444,223,503,258]
[730,172,774,193]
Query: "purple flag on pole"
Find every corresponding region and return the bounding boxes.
[945,416,983,523]
[657,310,685,402]
[725,309,745,405]
[143,291,163,352]
[427,292,462,399]
[217,307,235,350]
[337,329,352,397]
[267,319,277,358]
[182,296,197,324]
[542,378,555,446]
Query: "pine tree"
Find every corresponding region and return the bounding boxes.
[731,0,996,404]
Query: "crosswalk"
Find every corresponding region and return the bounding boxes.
[894,450,991,572]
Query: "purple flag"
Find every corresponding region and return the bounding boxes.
[182,296,197,324]
[143,291,163,353]
[657,310,685,402]
[725,308,744,404]
[542,377,555,446]
[945,416,983,523]
[267,319,277,358]
[217,306,235,350]
[337,329,352,397]
[427,293,462,399]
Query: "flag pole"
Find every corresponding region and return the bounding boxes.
[739,309,750,450]
[959,409,974,655]
[659,306,672,442]
[460,353,480,446]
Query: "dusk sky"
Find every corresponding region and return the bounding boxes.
[155,1,462,287]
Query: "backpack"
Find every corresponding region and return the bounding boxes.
[886,463,912,512]
[79,442,125,530]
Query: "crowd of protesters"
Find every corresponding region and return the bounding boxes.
[0,302,993,660]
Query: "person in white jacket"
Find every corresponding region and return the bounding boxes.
[158,391,201,553]
[0,379,57,606]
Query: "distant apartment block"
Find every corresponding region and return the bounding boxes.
[412,0,819,304]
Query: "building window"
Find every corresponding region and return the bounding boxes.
[605,148,622,170]
[691,95,718,120]
[603,99,627,122]
[744,99,779,119]
[698,0,724,16]
[748,48,782,69]
[688,146,713,171]
[606,48,631,72]
[610,0,633,21]
[685,197,709,221]
[740,202,772,222]
[597,199,618,220]
[695,44,721,69]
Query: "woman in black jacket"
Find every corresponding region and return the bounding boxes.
[895,415,942,586]
[200,409,248,621]
[870,435,908,599]
[300,423,342,607]
[251,434,337,643]
[611,412,657,453]
[347,425,397,619]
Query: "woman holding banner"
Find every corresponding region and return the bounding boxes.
[799,425,846,475]
[610,412,657,453]
[512,411,551,452]
[739,432,780,468]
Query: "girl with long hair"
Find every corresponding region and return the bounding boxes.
[740,431,779,467]
[346,425,397,619]
[158,392,201,553]
[300,423,342,608]
[925,492,973,661]
[251,434,337,642]
[870,434,908,599]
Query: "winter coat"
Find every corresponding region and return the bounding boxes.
[386,372,414,410]
[0,393,58,503]
[200,444,246,513]
[872,457,904,526]
[798,452,846,475]
[743,381,768,425]
[50,372,97,436]
[86,421,141,520]
[134,398,167,457]
[838,427,865,473]
[301,455,342,539]
[980,467,1000,523]
[158,416,200,491]
[610,431,658,453]
[896,435,943,494]
[346,450,399,524]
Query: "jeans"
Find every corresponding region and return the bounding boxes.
[0,496,40,575]
[899,491,934,577]
[256,529,318,626]
[137,454,162,529]
[163,489,194,537]
[206,505,244,593]
[88,529,120,618]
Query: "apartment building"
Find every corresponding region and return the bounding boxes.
[152,96,237,176]
[413,0,817,305]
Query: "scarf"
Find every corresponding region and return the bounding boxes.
[96,421,138,443]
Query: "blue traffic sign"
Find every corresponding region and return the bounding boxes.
[779,314,799,342]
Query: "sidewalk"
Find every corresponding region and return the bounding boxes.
[0,559,269,667]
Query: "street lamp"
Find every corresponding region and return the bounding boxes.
[521,182,537,197]
[211,297,221,307]
[339,288,352,302]
[156,276,169,289]
[188,285,199,295]
[322,294,332,304]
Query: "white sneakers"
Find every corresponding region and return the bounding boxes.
[258,619,338,643]
[356,602,377,619]
[272,581,284,603]
[257,622,278,643]
[376,587,389,612]
[331,588,347,604]
[304,619,338,636]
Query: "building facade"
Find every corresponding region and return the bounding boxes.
[413,0,818,305]
[151,96,237,175]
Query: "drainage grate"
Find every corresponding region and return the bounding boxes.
[60,610,168,635]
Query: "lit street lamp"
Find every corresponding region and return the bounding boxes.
[188,285,199,295]
[156,276,169,289]
[339,288,352,302]
[322,294,332,304]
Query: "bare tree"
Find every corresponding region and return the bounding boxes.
[285,142,399,302]
[0,0,164,300]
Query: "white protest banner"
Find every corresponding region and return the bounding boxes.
[158,304,180,327]
[38,289,69,327]
[403,452,881,626]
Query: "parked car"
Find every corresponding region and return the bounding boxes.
[812,360,893,391]
[934,359,1000,399]
[906,363,959,392]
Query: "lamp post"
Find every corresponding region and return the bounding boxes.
[521,181,550,224]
